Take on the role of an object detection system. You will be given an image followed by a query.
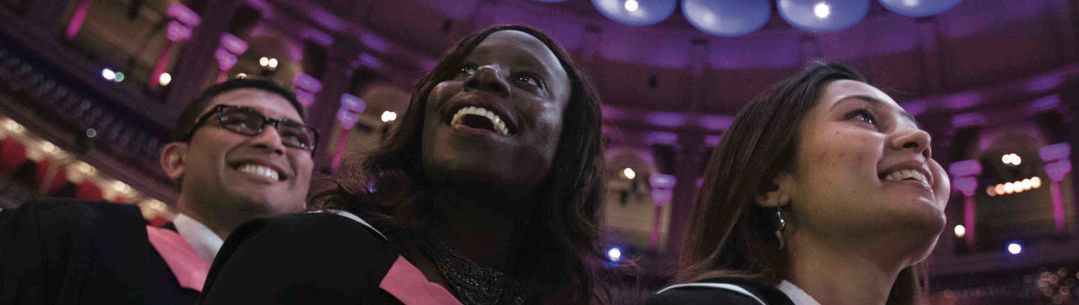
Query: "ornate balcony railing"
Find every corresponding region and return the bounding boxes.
[0,7,175,200]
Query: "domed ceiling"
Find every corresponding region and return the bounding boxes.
[254,0,1076,143]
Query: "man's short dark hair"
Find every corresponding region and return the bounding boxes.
[173,78,305,141]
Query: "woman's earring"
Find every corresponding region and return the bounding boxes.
[775,206,787,250]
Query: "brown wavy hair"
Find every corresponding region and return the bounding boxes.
[310,25,607,305]
[675,61,925,305]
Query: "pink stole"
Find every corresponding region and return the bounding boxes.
[145,225,211,291]
[379,256,464,305]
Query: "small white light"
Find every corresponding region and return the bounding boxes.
[158,73,173,86]
[622,168,636,180]
[142,199,167,211]
[995,184,1006,195]
[902,0,919,7]
[112,181,131,193]
[813,2,831,19]
[40,141,58,155]
[1007,242,1022,255]
[235,73,248,79]
[114,72,125,83]
[2,119,25,133]
[953,225,966,238]
[101,68,116,81]
[1004,182,1015,194]
[624,0,639,12]
[380,111,398,123]
[1031,177,1042,188]
[267,58,279,69]
[606,247,623,262]
[259,57,269,67]
[72,161,96,175]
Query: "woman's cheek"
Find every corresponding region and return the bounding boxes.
[930,160,951,208]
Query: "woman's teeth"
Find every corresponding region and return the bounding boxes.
[451,106,509,136]
[237,164,280,181]
[883,169,927,185]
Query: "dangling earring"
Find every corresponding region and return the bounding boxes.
[775,206,787,250]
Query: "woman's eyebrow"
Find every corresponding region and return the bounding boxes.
[832,95,919,126]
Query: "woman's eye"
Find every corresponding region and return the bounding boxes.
[850,109,877,126]
[459,64,477,76]
[515,74,541,88]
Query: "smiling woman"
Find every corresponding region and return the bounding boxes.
[646,62,951,305]
[199,25,607,305]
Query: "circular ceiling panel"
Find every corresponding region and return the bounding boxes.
[879,0,962,17]
[683,0,772,37]
[777,0,869,33]
[591,0,678,26]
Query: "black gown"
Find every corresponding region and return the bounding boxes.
[199,212,462,305]
[0,200,200,305]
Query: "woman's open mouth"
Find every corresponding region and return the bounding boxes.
[449,106,513,136]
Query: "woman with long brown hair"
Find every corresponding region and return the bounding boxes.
[199,24,607,305]
[646,62,950,305]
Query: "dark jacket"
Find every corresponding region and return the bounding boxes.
[0,200,199,305]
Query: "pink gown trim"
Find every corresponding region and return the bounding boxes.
[145,225,210,291]
[379,256,463,305]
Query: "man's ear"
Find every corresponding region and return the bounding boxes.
[160,142,187,182]
[754,172,795,208]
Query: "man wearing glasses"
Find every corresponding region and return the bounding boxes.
[0,78,317,305]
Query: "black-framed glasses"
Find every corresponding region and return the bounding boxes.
[182,105,319,152]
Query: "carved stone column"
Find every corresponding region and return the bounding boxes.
[664,134,707,258]
[949,159,982,249]
[213,33,248,83]
[331,94,365,171]
[151,4,200,91]
[1039,143,1072,235]
[164,0,239,114]
[310,43,361,173]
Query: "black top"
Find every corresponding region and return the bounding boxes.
[199,212,406,305]
[0,199,199,305]
[645,278,795,305]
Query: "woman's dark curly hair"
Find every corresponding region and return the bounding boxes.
[311,24,607,305]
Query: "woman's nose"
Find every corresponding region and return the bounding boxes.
[891,127,932,159]
[464,65,510,98]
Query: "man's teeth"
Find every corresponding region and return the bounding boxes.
[883,169,927,185]
[451,106,509,136]
[237,164,280,181]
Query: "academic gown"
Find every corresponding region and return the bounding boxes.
[199,211,464,305]
[0,199,201,305]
